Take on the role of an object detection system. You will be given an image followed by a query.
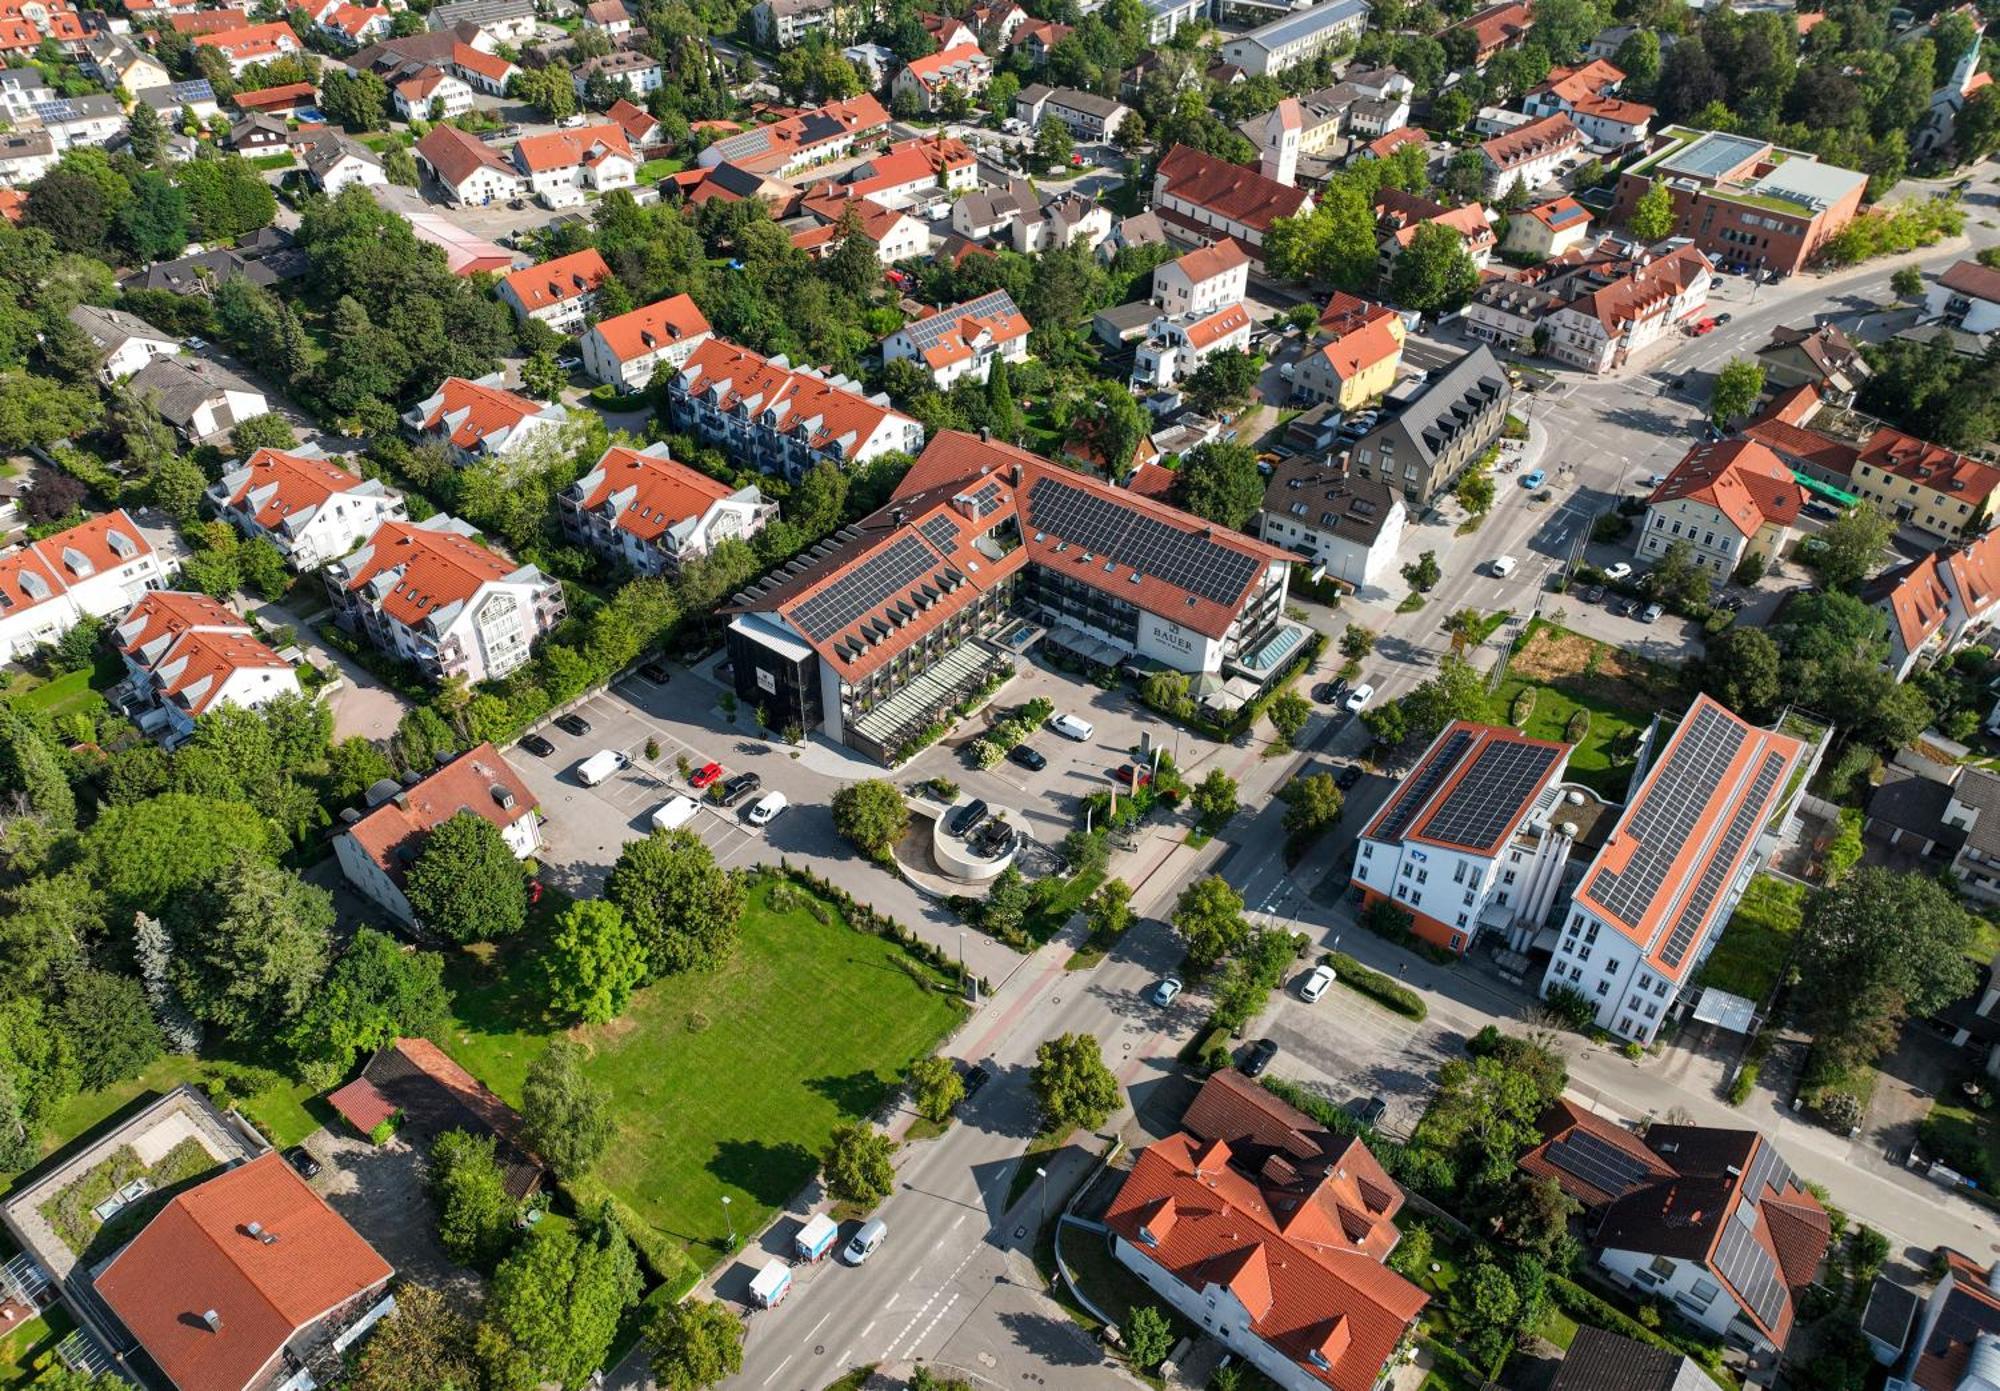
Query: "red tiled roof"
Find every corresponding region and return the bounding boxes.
[1481,112,1582,171]
[676,336,915,464]
[1940,259,2000,303]
[1156,144,1309,234]
[901,41,987,90]
[173,10,256,32]
[1562,244,1709,332]
[502,248,611,312]
[901,293,1030,372]
[573,443,735,541]
[512,123,633,173]
[1317,292,1399,336]
[1946,526,2000,615]
[1911,1252,2000,1391]
[837,133,973,201]
[416,121,519,187]
[1525,195,1589,230]
[345,741,537,879]
[335,518,519,626]
[1182,302,1252,351]
[605,97,658,144]
[589,294,712,364]
[0,188,23,223]
[232,80,317,109]
[1313,313,1403,383]
[706,94,888,173]
[1365,127,1426,158]
[191,21,299,58]
[326,1077,397,1133]
[322,3,387,38]
[1571,91,1653,126]
[1169,238,1251,287]
[219,447,367,530]
[1648,438,1803,538]
[412,376,555,452]
[1106,1132,1428,1391]
[452,43,513,82]
[115,591,290,718]
[0,510,153,617]
[1879,552,1953,653]
[95,1152,392,1391]
[1449,0,1533,54]
[1534,59,1623,104]
[1858,425,2000,508]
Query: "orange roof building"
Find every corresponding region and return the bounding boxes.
[334,741,542,923]
[579,293,714,392]
[1851,424,2000,544]
[559,441,776,574]
[323,514,564,685]
[882,288,1031,387]
[1152,143,1313,270]
[94,1152,394,1391]
[698,93,889,178]
[890,42,992,111]
[0,509,165,665]
[112,590,301,746]
[230,80,319,112]
[1541,694,1807,1045]
[1638,437,1803,578]
[1867,523,2000,679]
[498,247,612,332]
[401,373,570,465]
[1294,294,1405,412]
[1446,0,1533,63]
[415,121,529,208]
[1544,242,1713,373]
[190,21,303,74]
[209,446,408,571]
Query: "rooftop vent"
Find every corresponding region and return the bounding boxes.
[201,1310,222,1333]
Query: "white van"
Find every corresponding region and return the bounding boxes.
[577,750,627,786]
[651,795,700,832]
[844,1218,887,1265]
[746,791,788,827]
[1049,713,1094,742]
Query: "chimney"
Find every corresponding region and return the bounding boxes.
[201,1310,223,1333]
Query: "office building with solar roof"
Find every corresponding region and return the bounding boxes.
[1351,720,1605,954]
[1539,694,1810,1045]
[720,430,1296,762]
[1520,1102,1830,1363]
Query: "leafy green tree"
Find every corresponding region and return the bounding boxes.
[1265,183,1380,290]
[146,452,208,526]
[342,1284,483,1391]
[1183,348,1259,415]
[1700,625,1782,720]
[57,969,161,1091]
[1488,1173,1581,1258]
[521,350,568,403]
[1361,699,1410,747]
[1086,877,1134,941]
[1629,179,1676,242]
[228,411,299,461]
[178,156,277,239]
[127,101,164,164]
[289,927,451,1077]
[1401,653,1487,740]
[1457,466,1496,517]
[1033,116,1073,172]
[1340,624,1376,661]
[0,705,75,830]
[1031,1031,1120,1132]
[405,810,526,944]
[171,856,332,1050]
[430,1129,517,1271]
[1171,874,1247,970]
[1126,1306,1173,1369]
[0,997,78,1169]
[320,68,390,130]
[118,172,191,262]
[0,369,103,449]
[1280,772,1344,838]
[521,1039,614,1180]
[1390,221,1480,313]
[542,899,647,1025]
[984,354,1023,443]
[1267,689,1311,746]
[1172,440,1264,529]
[830,779,909,859]
[384,146,419,187]
[981,864,1034,941]
[1191,768,1239,826]
[1647,538,1713,613]
[604,829,742,976]
[88,793,274,920]
[1402,550,1441,592]
[236,535,290,600]
[821,1121,897,1206]
[1808,501,1895,590]
[1890,266,1925,299]
[909,1055,965,1123]
[1709,357,1764,425]
[647,1299,744,1391]
[1429,88,1472,133]
[486,1206,641,1390]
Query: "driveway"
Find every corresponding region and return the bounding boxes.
[247,597,412,742]
[296,1128,480,1301]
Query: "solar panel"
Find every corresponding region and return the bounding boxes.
[1740,1138,1794,1206]
[902,291,1020,353]
[1025,476,1260,608]
[1374,729,1476,844]
[1714,1211,1788,1331]
[1658,748,1786,969]
[1586,705,1748,933]
[967,481,1002,518]
[1545,1129,1654,1199]
[788,534,938,642]
[919,514,959,554]
[1418,739,1559,851]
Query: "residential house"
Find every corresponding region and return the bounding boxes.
[0,510,165,663]
[227,111,291,153]
[697,94,888,179]
[510,123,636,206]
[919,10,977,49]
[1013,189,1111,253]
[1149,239,1250,319]
[1132,302,1253,390]
[1256,457,1406,590]
[0,129,52,185]
[1522,60,1654,147]
[135,79,222,125]
[111,589,300,747]
[1348,344,1512,506]
[952,176,1038,241]
[231,80,319,116]
[1868,527,2000,678]
[1015,83,1131,140]
[393,64,475,119]
[348,23,518,97]
[94,1152,395,1391]
[1152,143,1314,270]
[1374,188,1496,274]
[572,47,663,99]
[0,64,51,120]
[120,237,308,295]
[1464,277,1566,348]
[1504,196,1593,259]
[788,189,928,264]
[666,336,926,479]
[1549,1325,1725,1391]
[1754,322,1872,405]
[328,1038,546,1197]
[191,21,304,75]
[318,1,392,46]
[582,0,633,34]
[558,440,776,574]
[324,515,565,683]
[426,0,537,42]
[882,288,1031,388]
[1886,1251,2000,1391]
[497,247,612,332]
[751,0,838,47]
[1480,113,1584,199]
[1010,18,1072,66]
[1446,0,1533,64]
[81,31,170,93]
[35,94,126,151]
[403,373,570,466]
[1638,438,1804,577]
[1850,425,2000,542]
[209,446,408,571]
[416,121,528,205]
[1288,292,1404,411]
[1937,764,2000,908]
[335,742,543,922]
[1351,721,1591,953]
[67,302,180,384]
[1140,0,1202,41]
[1105,1070,1428,1391]
[605,96,659,146]
[892,43,991,112]
[843,40,893,87]
[1217,0,1369,76]
[820,132,976,210]
[1927,259,2000,337]
[1537,694,1810,1045]
[1610,127,1867,276]
[1740,384,1863,491]
[579,293,714,391]
[301,130,387,194]
[1542,243,1713,373]
[126,355,268,442]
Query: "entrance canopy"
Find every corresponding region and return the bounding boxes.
[1692,987,1758,1034]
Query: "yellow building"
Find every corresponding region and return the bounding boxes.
[1290,294,1406,412]
[1851,427,2000,543]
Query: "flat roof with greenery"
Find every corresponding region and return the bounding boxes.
[1695,873,1805,1003]
[1487,620,1680,800]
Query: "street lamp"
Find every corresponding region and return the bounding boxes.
[1036,1165,1049,1232]
[721,1195,734,1247]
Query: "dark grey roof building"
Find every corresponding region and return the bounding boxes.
[1550,1326,1721,1391]
[1255,457,1405,590]
[1348,344,1511,508]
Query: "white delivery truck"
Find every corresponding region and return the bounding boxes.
[576,750,626,786]
[651,796,700,832]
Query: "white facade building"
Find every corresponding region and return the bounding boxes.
[208,446,408,571]
[112,589,302,747]
[558,442,777,574]
[0,511,165,663]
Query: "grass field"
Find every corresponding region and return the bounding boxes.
[0,1305,73,1388]
[1696,874,1805,1003]
[1487,621,1678,798]
[442,877,964,1294]
[636,157,684,181]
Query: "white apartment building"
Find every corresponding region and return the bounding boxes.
[208,446,408,571]
[1638,439,1803,578]
[559,442,777,575]
[1131,303,1252,390]
[497,248,612,333]
[510,124,636,207]
[1218,0,1370,76]
[1148,240,1250,319]
[402,374,571,468]
[0,511,166,663]
[111,589,302,748]
[579,294,714,392]
[881,289,1031,389]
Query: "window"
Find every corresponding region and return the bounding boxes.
[1585,923,1598,944]
[1504,870,1517,885]
[1401,862,1412,879]
[1469,868,1483,890]
[1596,980,1610,996]
[1416,869,1428,884]
[1649,1255,1678,1280]
[1654,979,1669,997]
[1454,862,1467,884]
[1361,843,1373,860]
[1456,913,1468,927]
[1577,946,1591,962]
[1569,965,1582,982]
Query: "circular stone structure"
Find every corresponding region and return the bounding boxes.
[930,800,1021,885]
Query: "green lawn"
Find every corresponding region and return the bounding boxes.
[1968,912,2000,969]
[1921,1097,2000,1187]
[0,1305,73,1388]
[1486,621,1676,798]
[636,157,684,181]
[442,877,964,1296]
[11,669,99,720]
[1696,874,1805,1002]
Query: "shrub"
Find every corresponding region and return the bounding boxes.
[1818,1090,1865,1132]
[1726,1063,1759,1106]
[1325,949,1426,1020]
[369,1114,400,1145]
[1542,983,1597,1031]
[1622,1040,1644,1060]
[1563,708,1590,744]
[1509,687,1538,726]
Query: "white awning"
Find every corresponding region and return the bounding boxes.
[1692,987,1757,1034]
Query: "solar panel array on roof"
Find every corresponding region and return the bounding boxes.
[1659,748,1787,969]
[1418,739,1559,851]
[1586,704,1748,932]
[1374,729,1476,843]
[966,481,1003,518]
[1545,1129,1654,1200]
[1740,1137,1794,1207]
[1025,476,1260,608]
[919,514,960,553]
[789,534,938,641]
[902,291,1021,353]
[1715,1210,1788,1331]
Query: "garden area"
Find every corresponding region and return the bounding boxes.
[1694,874,1805,1004]
[1486,621,1680,798]
[36,1136,219,1266]
[0,1303,74,1389]
[439,874,966,1296]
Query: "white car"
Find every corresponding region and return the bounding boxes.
[1491,555,1517,578]
[1344,683,1375,713]
[746,790,788,827]
[1150,976,1182,1006]
[184,336,208,351]
[1603,562,1633,582]
[1049,712,1094,742]
[1299,964,1336,1003]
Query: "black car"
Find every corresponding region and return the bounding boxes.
[554,713,592,737]
[519,732,556,757]
[1580,585,1604,603]
[1802,500,1838,521]
[717,771,761,806]
[1355,1095,1388,1128]
[1009,744,1048,771]
[1607,598,1631,617]
[283,1145,321,1179]
[640,659,673,684]
[1334,762,1364,791]
[1313,680,1346,703]
[961,1063,992,1098]
[1714,312,1733,325]
[946,799,990,837]
[1240,1038,1279,1078]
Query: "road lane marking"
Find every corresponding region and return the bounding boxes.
[807,1312,831,1340]
[762,1355,794,1386]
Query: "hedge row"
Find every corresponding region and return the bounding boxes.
[1549,1275,1729,1379]
[1324,949,1427,1020]
[770,861,984,995]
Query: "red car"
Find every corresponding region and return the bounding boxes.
[1687,317,1717,336]
[690,761,724,790]
[1115,763,1153,788]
